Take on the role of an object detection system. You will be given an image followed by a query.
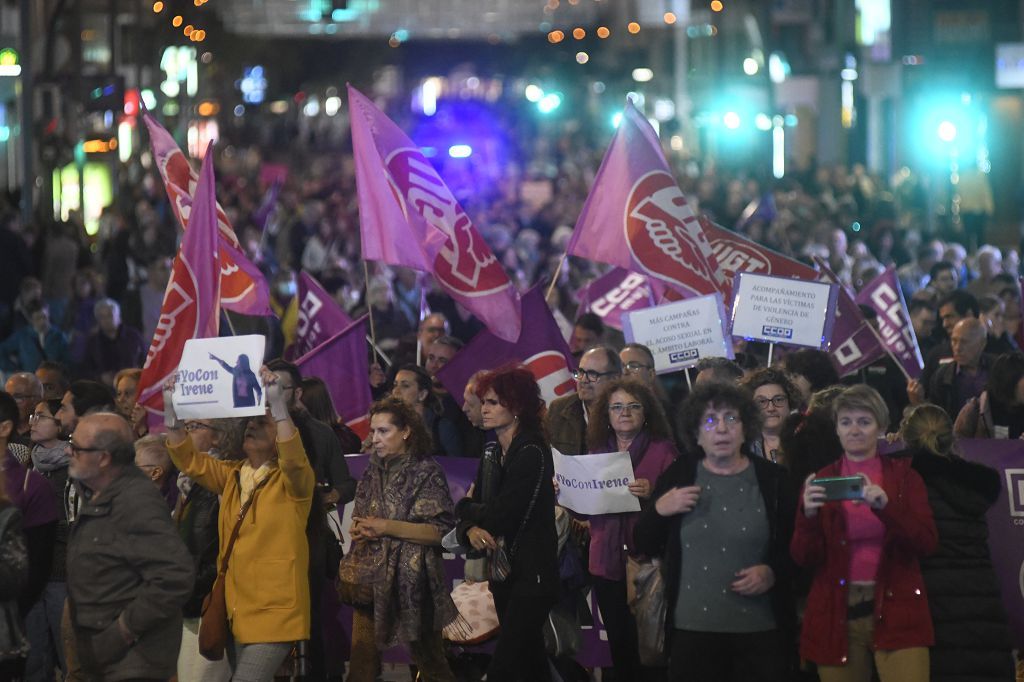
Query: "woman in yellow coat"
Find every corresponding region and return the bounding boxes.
[163,366,314,681]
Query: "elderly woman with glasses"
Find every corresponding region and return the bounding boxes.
[634,381,796,681]
[585,378,678,680]
[741,368,801,466]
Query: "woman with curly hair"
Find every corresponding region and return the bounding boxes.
[741,367,801,465]
[455,365,558,682]
[342,397,460,682]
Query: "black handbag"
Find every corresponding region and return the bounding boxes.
[488,445,546,584]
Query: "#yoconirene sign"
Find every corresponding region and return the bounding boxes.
[553,449,641,516]
[622,293,731,372]
[730,273,838,349]
[173,335,267,419]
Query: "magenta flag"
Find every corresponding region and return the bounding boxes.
[856,266,924,379]
[436,286,576,407]
[295,316,372,438]
[814,257,886,377]
[347,85,521,342]
[144,115,272,316]
[568,100,726,300]
[286,272,353,360]
[576,268,654,332]
[137,147,222,428]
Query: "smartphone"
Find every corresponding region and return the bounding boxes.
[811,475,865,501]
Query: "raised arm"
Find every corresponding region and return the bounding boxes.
[262,366,314,501]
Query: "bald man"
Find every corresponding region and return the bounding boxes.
[5,371,42,444]
[908,317,992,418]
[64,413,192,681]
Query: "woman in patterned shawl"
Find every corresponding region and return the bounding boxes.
[343,397,460,682]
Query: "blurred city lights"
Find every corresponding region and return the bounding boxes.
[627,22,640,34]
[773,124,785,178]
[576,52,589,64]
[538,93,562,114]
[548,30,564,44]
[448,144,473,158]
[233,104,244,117]
[572,28,585,40]
[152,1,163,12]
[611,112,623,128]
[670,135,684,151]
[596,27,610,38]
[325,96,341,116]
[722,111,741,129]
[768,53,790,83]
[711,0,724,11]
[664,12,677,24]
[754,113,772,130]
[303,96,320,117]
[172,15,183,27]
[525,84,544,102]
[937,121,957,142]
[183,25,194,37]
[632,68,653,82]
[743,58,759,75]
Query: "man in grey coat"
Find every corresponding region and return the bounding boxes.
[65,412,193,681]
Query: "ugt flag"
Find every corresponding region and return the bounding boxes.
[348,85,521,342]
[568,99,726,300]
[137,147,222,427]
[285,272,353,361]
[576,268,653,332]
[295,316,372,438]
[856,266,924,379]
[436,286,576,407]
[815,257,886,377]
[144,114,272,316]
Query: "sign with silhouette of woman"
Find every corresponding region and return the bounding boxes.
[172,335,267,418]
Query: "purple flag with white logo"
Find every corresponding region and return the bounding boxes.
[576,268,654,332]
[286,272,353,361]
[436,286,576,407]
[815,257,886,377]
[295,316,371,438]
[856,266,924,379]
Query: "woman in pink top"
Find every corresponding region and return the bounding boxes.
[792,385,937,682]
[585,378,678,681]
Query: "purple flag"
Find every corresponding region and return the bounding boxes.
[576,268,654,332]
[815,257,886,377]
[286,272,353,361]
[295,316,371,438]
[436,286,576,407]
[856,266,924,379]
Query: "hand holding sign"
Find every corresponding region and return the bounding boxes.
[628,478,652,499]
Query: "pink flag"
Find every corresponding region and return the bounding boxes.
[285,272,353,360]
[347,85,521,342]
[815,257,886,376]
[856,266,924,379]
[144,115,272,316]
[436,286,576,407]
[137,147,222,427]
[295,316,372,438]
[576,268,654,332]
[568,99,726,299]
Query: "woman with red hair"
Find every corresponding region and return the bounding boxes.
[455,365,558,682]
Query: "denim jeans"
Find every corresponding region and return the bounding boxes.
[24,581,67,682]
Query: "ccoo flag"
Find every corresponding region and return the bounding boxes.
[137,146,222,428]
[436,286,576,407]
[814,257,886,377]
[285,272,353,360]
[295,316,372,438]
[568,99,726,300]
[144,114,272,316]
[576,268,654,332]
[347,85,521,342]
[855,266,924,379]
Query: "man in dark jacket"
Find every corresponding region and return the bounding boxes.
[909,318,991,419]
[545,346,621,455]
[65,413,193,681]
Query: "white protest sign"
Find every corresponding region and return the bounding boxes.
[173,335,267,419]
[622,293,731,372]
[730,273,838,349]
[553,448,641,515]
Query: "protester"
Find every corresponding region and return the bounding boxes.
[693,356,745,385]
[299,376,362,454]
[977,294,1018,354]
[390,363,463,456]
[897,404,1015,682]
[4,372,42,447]
[909,317,990,418]
[64,412,194,681]
[634,381,796,681]
[165,366,315,679]
[546,346,621,455]
[133,435,180,511]
[782,349,841,408]
[619,343,659,385]
[0,465,29,680]
[113,368,142,419]
[792,384,937,682]
[584,378,678,680]
[954,351,1024,439]
[777,385,845,488]
[568,312,604,358]
[343,398,460,682]
[81,299,147,385]
[741,367,800,463]
[35,360,69,401]
[0,302,70,372]
[456,366,559,682]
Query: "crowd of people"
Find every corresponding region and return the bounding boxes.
[0,108,1023,681]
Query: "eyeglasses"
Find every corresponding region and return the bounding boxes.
[573,369,618,383]
[29,414,57,424]
[702,414,741,430]
[185,422,221,433]
[66,437,106,456]
[609,402,643,414]
[755,396,788,409]
[623,361,653,373]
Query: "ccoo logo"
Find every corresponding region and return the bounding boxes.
[523,351,576,405]
[624,171,720,296]
[385,148,509,297]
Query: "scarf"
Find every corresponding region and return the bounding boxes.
[31,442,70,472]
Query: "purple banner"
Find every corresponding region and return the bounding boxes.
[855,266,924,379]
[286,272,354,361]
[333,454,612,667]
[437,286,577,407]
[815,257,886,377]
[576,267,654,331]
[294,316,370,436]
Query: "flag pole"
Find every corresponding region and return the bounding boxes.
[223,309,237,336]
[362,260,380,362]
[684,367,692,391]
[862,321,914,382]
[416,272,428,367]
[545,252,568,303]
[767,342,774,367]
[365,335,392,368]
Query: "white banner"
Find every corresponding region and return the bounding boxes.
[173,335,266,419]
[553,448,641,515]
[730,273,838,349]
[622,293,732,372]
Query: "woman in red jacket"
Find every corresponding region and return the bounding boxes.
[791,384,937,682]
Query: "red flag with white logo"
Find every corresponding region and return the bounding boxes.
[347,85,521,342]
[567,99,726,300]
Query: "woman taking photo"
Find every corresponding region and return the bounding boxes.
[585,378,677,680]
[342,398,460,682]
[456,366,558,682]
[899,404,1014,681]
[792,384,937,682]
[741,368,800,465]
[634,381,796,681]
[164,367,315,681]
